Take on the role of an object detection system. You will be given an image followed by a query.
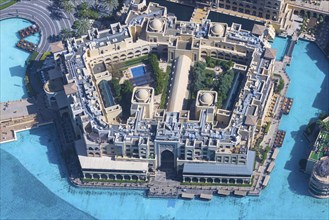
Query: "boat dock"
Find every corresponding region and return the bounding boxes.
[217,189,231,196]
[262,175,271,187]
[274,130,286,147]
[199,193,213,200]
[16,39,37,52]
[234,190,247,197]
[271,148,280,160]
[281,97,293,115]
[181,192,195,199]
[248,190,261,196]
[18,24,40,38]
[267,161,275,173]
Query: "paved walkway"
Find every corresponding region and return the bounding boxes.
[0,98,37,120]
[0,95,54,143]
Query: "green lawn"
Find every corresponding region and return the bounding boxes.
[122,55,148,69]
[40,51,52,61]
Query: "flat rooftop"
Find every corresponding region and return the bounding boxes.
[78,155,149,172]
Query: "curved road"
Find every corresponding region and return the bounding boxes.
[0,0,80,56]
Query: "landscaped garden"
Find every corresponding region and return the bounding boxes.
[189,57,235,108]
[311,130,329,160]
[108,54,170,120]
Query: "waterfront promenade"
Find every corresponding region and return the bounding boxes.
[0,96,54,143]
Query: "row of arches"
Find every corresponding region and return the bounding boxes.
[200,50,247,63]
[92,44,248,68]
[217,2,278,20]
[293,10,329,21]
[183,176,250,184]
[104,47,150,63]
[84,173,146,181]
[219,0,279,8]
[87,152,101,157]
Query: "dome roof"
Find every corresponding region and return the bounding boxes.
[135,89,149,102]
[211,24,224,36]
[200,93,213,106]
[149,18,163,32]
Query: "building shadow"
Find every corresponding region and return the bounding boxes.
[0,148,95,219]
[47,3,65,21]
[305,43,329,113]
[284,42,328,197]
[28,125,67,179]
[9,65,25,78]
[284,124,313,196]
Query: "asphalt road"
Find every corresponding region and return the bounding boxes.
[0,0,83,56]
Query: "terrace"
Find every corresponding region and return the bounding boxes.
[113,56,154,86]
[310,131,329,160]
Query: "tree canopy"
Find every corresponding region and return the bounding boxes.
[189,61,235,108]
[55,0,76,13]
[76,2,100,19]
[72,19,91,37]
[317,120,329,132]
[149,54,168,95]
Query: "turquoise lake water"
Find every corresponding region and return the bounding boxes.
[0,18,40,102]
[272,37,289,61]
[1,19,329,219]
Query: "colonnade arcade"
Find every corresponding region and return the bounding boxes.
[183,176,251,185]
[83,172,147,181]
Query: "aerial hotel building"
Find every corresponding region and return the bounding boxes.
[46,2,276,184]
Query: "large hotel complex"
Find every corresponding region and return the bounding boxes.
[45,1,277,185]
[1,0,328,200]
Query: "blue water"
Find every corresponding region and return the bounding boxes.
[0,18,40,102]
[131,65,146,78]
[272,36,289,61]
[1,26,329,219]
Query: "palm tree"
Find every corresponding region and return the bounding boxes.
[57,0,76,13]
[72,19,91,37]
[60,28,73,40]
[62,1,74,13]
[103,0,119,10]
[317,120,329,132]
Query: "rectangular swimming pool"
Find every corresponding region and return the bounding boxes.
[131,65,146,78]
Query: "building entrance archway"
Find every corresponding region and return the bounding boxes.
[160,150,175,169]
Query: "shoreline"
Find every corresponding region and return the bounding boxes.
[0,121,54,144]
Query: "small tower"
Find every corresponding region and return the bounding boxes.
[131,87,154,119]
[195,90,217,122]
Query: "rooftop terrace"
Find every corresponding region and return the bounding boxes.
[310,131,329,160]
